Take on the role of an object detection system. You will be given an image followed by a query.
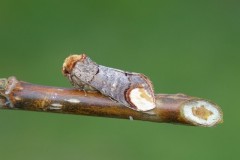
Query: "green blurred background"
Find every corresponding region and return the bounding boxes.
[0,0,239,160]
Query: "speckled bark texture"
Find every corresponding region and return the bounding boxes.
[63,54,156,111]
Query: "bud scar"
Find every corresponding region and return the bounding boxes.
[62,54,156,111]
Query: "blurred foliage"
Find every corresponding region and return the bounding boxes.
[0,0,239,160]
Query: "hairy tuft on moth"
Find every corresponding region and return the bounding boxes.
[63,54,156,111]
[62,54,87,75]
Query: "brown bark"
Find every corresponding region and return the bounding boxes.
[0,77,223,127]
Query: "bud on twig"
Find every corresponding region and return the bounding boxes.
[62,54,156,111]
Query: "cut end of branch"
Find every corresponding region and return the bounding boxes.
[62,54,87,76]
[182,100,223,127]
[128,87,156,111]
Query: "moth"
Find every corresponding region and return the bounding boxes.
[62,54,156,111]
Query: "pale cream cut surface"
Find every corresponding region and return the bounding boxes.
[183,101,221,126]
[129,88,156,111]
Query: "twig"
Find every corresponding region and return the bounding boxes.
[0,77,223,127]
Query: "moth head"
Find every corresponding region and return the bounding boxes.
[62,54,87,76]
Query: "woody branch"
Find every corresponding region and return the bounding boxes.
[0,77,223,127]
